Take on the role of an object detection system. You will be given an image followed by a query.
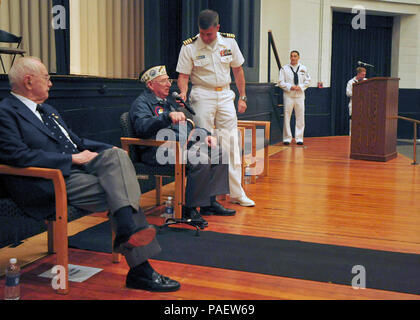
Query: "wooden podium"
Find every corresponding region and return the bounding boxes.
[350,77,400,162]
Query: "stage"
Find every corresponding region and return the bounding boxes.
[1,136,419,300]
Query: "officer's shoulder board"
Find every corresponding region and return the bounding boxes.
[183,35,198,46]
[220,32,235,39]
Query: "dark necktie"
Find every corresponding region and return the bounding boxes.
[290,66,300,85]
[36,104,79,154]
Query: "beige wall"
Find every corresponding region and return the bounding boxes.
[260,0,291,82]
[70,0,144,79]
[260,0,420,89]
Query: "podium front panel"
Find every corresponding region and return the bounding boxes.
[350,78,399,162]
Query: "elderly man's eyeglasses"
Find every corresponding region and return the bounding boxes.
[152,78,174,85]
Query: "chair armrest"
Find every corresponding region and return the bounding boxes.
[0,165,68,222]
[237,120,271,129]
[121,137,179,149]
[120,137,183,165]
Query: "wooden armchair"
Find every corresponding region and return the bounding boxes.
[0,165,120,295]
[120,112,209,234]
[0,165,70,294]
[119,112,185,220]
[237,120,271,184]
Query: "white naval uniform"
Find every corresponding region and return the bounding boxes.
[278,63,311,143]
[346,76,367,135]
[176,32,246,199]
[346,76,367,117]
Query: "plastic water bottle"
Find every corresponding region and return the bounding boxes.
[4,258,20,300]
[164,196,174,219]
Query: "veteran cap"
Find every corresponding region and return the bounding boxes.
[140,65,167,83]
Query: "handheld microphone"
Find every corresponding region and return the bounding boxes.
[172,92,196,115]
[358,61,375,68]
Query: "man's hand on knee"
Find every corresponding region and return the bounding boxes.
[72,150,99,165]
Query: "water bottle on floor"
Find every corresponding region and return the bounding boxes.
[4,258,20,300]
[164,196,174,219]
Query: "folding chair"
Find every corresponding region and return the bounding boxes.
[0,30,26,73]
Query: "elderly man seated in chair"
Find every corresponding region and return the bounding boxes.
[0,57,180,292]
[129,65,236,226]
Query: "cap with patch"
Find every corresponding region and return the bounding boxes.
[140,65,167,83]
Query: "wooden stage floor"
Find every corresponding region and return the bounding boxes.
[1,136,419,300]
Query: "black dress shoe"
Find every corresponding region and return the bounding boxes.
[200,201,236,216]
[114,226,156,252]
[283,141,290,145]
[182,207,208,227]
[297,142,304,145]
[126,270,180,292]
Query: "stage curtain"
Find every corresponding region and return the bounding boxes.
[52,0,70,75]
[331,12,393,136]
[0,0,57,74]
[70,0,144,79]
[180,0,256,68]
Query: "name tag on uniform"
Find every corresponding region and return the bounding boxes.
[196,55,206,60]
[193,57,210,67]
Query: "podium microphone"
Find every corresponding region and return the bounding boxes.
[358,61,375,68]
[172,92,196,115]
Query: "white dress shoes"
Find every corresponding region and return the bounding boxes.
[230,195,255,207]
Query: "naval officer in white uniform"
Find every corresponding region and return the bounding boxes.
[346,67,367,135]
[176,9,254,207]
[278,50,311,145]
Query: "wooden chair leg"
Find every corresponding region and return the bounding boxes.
[251,126,257,184]
[46,219,69,294]
[174,162,183,219]
[263,123,270,177]
[238,127,245,187]
[55,215,69,295]
[155,176,162,206]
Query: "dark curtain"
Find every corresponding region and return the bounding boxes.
[331,12,393,135]
[52,0,70,75]
[144,0,258,78]
[183,0,256,68]
[159,0,183,78]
